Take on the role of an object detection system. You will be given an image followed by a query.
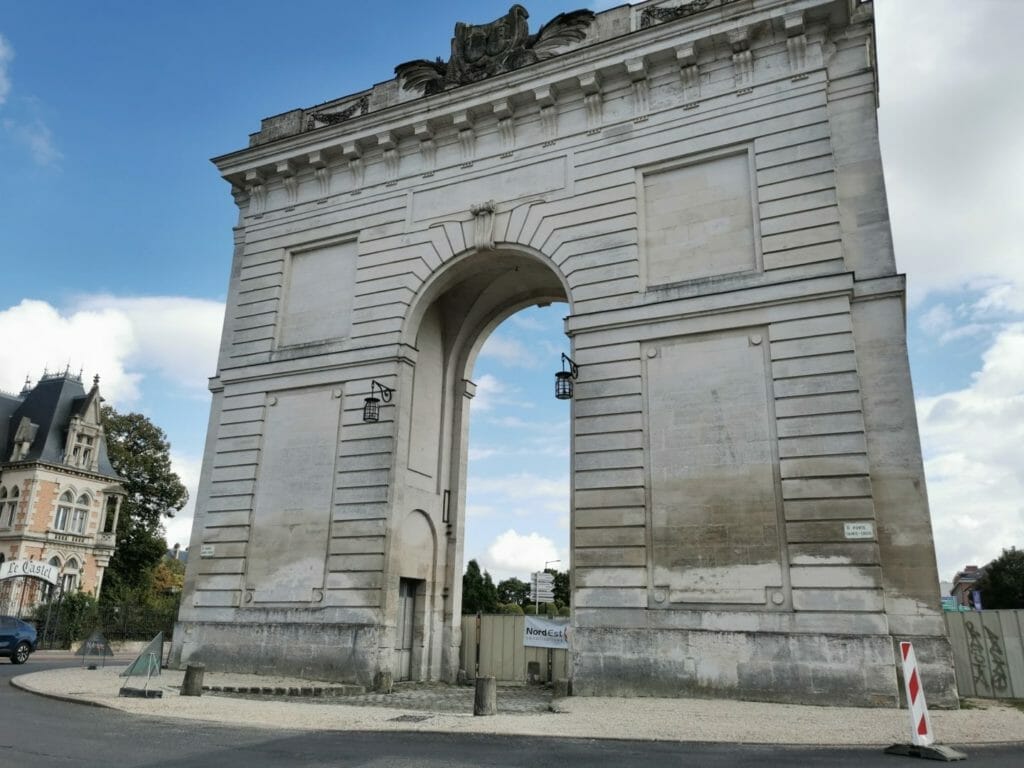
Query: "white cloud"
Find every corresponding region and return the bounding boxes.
[877,1,1024,305]
[2,117,62,167]
[471,472,570,506]
[73,295,224,397]
[470,372,535,413]
[918,323,1024,579]
[0,299,141,403]
[466,503,498,520]
[0,36,61,167]
[470,373,504,412]
[468,446,498,461]
[0,34,12,105]
[164,450,202,550]
[917,283,1024,345]
[483,528,565,581]
[0,295,224,406]
[478,333,542,369]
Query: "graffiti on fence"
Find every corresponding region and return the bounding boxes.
[983,625,1009,693]
[964,619,990,690]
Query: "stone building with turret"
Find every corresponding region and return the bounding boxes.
[0,372,124,608]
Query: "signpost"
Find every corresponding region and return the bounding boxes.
[529,571,555,614]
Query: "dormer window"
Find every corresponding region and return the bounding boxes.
[70,432,96,469]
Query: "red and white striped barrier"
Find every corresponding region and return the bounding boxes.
[884,641,967,761]
[898,641,934,747]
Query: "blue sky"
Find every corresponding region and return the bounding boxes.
[1,1,1021,585]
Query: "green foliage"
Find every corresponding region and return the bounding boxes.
[497,577,530,607]
[31,590,98,646]
[100,405,188,599]
[496,602,524,615]
[461,559,499,614]
[152,557,186,595]
[546,568,570,607]
[975,547,1024,609]
[98,587,180,641]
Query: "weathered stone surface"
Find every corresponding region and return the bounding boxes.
[172,0,954,708]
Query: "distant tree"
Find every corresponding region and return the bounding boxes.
[547,568,570,608]
[100,406,188,600]
[496,602,524,615]
[975,547,1024,609]
[152,557,186,595]
[497,577,530,607]
[461,559,499,614]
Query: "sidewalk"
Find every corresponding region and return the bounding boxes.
[12,662,1024,746]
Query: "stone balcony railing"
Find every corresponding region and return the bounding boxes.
[45,529,116,548]
[46,530,88,545]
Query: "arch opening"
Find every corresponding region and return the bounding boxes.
[393,247,571,683]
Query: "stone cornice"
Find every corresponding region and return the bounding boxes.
[212,0,848,183]
[0,460,122,486]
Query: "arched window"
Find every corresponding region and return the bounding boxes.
[0,487,6,529]
[7,486,17,527]
[6,487,17,528]
[61,558,79,593]
[44,556,62,600]
[55,491,74,531]
[72,494,91,534]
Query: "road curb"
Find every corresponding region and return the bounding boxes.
[9,675,120,710]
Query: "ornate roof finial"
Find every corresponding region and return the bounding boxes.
[395,6,595,96]
[20,375,32,396]
[93,374,100,387]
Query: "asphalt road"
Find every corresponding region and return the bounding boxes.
[3,657,1022,767]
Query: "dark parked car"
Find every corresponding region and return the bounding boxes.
[0,615,37,664]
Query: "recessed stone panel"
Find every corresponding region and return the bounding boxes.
[646,329,784,607]
[280,240,358,347]
[642,151,758,286]
[247,386,341,602]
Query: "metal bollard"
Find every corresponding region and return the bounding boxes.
[473,675,497,716]
[180,662,206,696]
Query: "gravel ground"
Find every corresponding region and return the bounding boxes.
[13,666,1024,746]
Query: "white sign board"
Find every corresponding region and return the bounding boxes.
[844,522,875,540]
[523,616,569,649]
[0,559,59,585]
[531,572,555,586]
[200,544,216,558]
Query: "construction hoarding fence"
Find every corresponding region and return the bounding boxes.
[460,614,569,683]
[945,609,1024,699]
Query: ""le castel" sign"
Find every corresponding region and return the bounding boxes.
[0,559,59,585]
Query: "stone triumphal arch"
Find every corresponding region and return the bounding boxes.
[172,0,957,706]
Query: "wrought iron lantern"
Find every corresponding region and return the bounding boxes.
[555,353,579,400]
[362,380,394,423]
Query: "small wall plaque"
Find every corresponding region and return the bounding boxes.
[200,544,216,557]
[844,522,874,540]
